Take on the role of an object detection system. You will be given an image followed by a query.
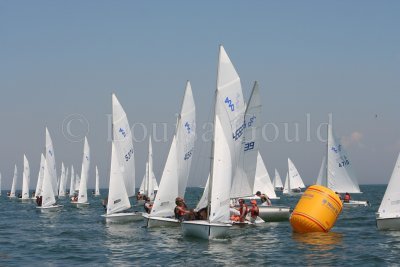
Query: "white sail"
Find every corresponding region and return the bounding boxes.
[283,172,289,194]
[10,165,17,198]
[231,81,261,198]
[153,175,159,191]
[150,81,196,218]
[35,154,45,197]
[95,166,100,196]
[58,162,66,196]
[64,167,69,195]
[45,128,58,197]
[77,137,90,203]
[316,156,327,186]
[142,137,155,200]
[195,174,210,211]
[209,116,232,223]
[75,174,80,192]
[112,94,135,197]
[378,153,400,218]
[69,165,75,196]
[42,159,56,208]
[273,169,283,189]
[214,46,246,199]
[21,154,30,199]
[106,142,131,215]
[327,122,361,193]
[253,152,277,199]
[288,158,306,189]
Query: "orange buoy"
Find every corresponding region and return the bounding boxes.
[290,185,343,233]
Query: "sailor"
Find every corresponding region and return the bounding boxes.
[256,191,272,206]
[344,192,351,203]
[174,197,194,221]
[249,200,259,223]
[237,199,248,223]
[144,196,153,214]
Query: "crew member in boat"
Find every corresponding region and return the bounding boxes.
[136,191,143,201]
[256,191,272,206]
[174,197,195,221]
[249,200,259,223]
[230,203,241,222]
[344,192,351,203]
[144,196,153,214]
[237,199,248,223]
[102,196,108,211]
[36,195,42,206]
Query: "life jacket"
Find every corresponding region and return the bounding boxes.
[250,207,259,218]
[239,204,248,216]
[174,206,186,220]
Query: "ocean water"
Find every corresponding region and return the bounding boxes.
[0,185,398,266]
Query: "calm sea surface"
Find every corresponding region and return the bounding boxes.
[0,185,398,266]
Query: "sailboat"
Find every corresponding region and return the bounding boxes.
[9,165,17,198]
[32,154,45,199]
[71,137,90,206]
[94,166,100,196]
[37,158,62,210]
[182,45,242,239]
[21,155,30,200]
[102,142,142,221]
[112,94,135,199]
[273,169,284,191]
[45,128,58,198]
[102,93,141,221]
[283,158,306,195]
[145,81,196,228]
[252,152,290,222]
[69,165,75,197]
[376,153,400,230]
[58,163,66,197]
[139,136,157,202]
[316,120,368,206]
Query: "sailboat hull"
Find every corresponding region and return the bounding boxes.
[102,212,144,222]
[258,205,291,222]
[70,201,90,208]
[181,220,232,240]
[376,216,400,230]
[144,214,180,228]
[343,200,369,207]
[36,204,63,211]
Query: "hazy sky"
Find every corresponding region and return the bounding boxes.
[1,1,399,190]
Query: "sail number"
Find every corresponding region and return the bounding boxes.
[225,97,235,111]
[124,148,134,162]
[119,128,127,138]
[184,148,193,160]
[244,141,255,152]
[338,157,350,167]
[184,122,191,134]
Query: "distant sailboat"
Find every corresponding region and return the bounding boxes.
[32,154,45,199]
[317,120,368,206]
[146,81,196,228]
[21,155,30,200]
[376,153,400,230]
[37,158,62,210]
[140,136,157,201]
[273,169,284,191]
[69,165,75,197]
[283,158,305,195]
[9,165,17,198]
[58,163,66,197]
[71,137,90,206]
[94,166,100,196]
[45,128,58,197]
[253,152,277,199]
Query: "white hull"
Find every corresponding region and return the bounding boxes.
[37,204,63,211]
[343,200,369,207]
[258,205,291,222]
[102,212,144,222]
[143,214,180,228]
[376,216,400,230]
[19,198,31,202]
[71,201,90,208]
[181,220,232,240]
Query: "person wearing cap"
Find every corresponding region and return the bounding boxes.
[249,200,260,223]
[256,191,271,206]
